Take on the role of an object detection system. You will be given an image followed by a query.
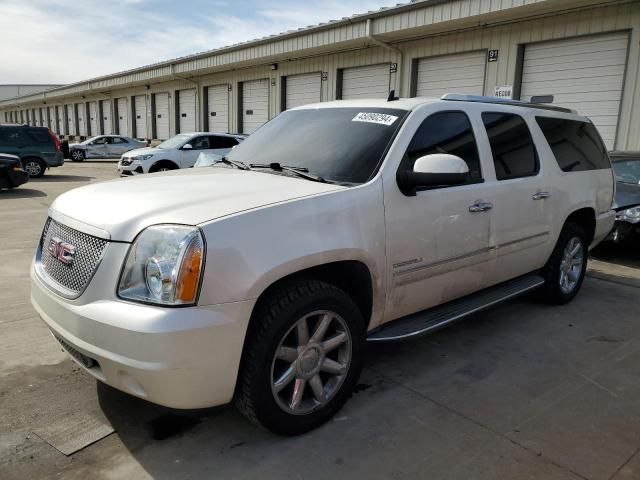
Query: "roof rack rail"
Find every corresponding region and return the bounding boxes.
[441,94,577,114]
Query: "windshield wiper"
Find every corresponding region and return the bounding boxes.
[215,157,251,170]
[249,163,330,183]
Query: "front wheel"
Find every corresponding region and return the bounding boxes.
[235,279,364,435]
[70,149,85,162]
[540,223,588,304]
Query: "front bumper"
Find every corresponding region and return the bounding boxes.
[117,159,145,176]
[31,264,255,409]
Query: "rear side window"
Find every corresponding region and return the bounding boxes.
[209,136,238,149]
[404,111,482,183]
[536,117,610,172]
[482,113,538,180]
[25,128,51,145]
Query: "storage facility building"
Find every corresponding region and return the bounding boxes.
[1,0,638,151]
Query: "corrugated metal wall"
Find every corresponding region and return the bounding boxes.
[1,2,639,149]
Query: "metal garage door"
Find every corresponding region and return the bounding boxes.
[77,103,87,136]
[48,106,55,131]
[101,100,112,135]
[341,64,390,100]
[242,79,269,134]
[154,93,170,139]
[88,102,98,136]
[58,107,66,135]
[66,105,75,134]
[178,89,197,133]
[207,85,229,132]
[415,51,486,97]
[116,98,128,136]
[134,95,148,139]
[521,32,629,149]
[285,72,322,109]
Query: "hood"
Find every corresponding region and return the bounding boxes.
[49,168,344,241]
[614,181,640,211]
[123,147,162,158]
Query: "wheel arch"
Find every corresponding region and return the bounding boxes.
[563,207,596,245]
[249,259,376,331]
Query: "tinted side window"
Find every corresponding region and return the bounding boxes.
[404,111,482,183]
[112,137,128,144]
[191,136,210,150]
[25,128,52,145]
[536,117,610,172]
[0,127,22,147]
[482,113,538,180]
[210,136,238,149]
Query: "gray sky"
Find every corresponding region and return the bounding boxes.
[0,0,398,85]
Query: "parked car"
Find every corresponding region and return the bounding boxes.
[117,133,246,175]
[32,95,614,435]
[0,124,64,177]
[69,135,146,161]
[607,151,640,242]
[0,153,29,189]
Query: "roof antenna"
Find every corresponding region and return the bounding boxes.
[387,89,399,101]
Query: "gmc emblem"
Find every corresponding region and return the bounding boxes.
[48,237,76,265]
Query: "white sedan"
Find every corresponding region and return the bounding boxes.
[117,132,246,175]
[69,135,146,161]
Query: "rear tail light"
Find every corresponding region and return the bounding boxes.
[48,128,61,152]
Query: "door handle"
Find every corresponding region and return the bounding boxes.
[532,192,551,200]
[469,202,493,213]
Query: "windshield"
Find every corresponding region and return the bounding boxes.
[157,134,191,150]
[227,107,408,184]
[612,159,640,184]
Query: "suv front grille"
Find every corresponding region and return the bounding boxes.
[37,217,109,298]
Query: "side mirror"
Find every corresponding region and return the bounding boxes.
[397,154,470,196]
[182,143,193,150]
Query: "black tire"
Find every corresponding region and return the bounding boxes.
[22,158,46,178]
[235,279,365,435]
[70,149,85,162]
[149,161,177,173]
[539,223,588,305]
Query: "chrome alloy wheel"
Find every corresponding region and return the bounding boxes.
[71,150,84,161]
[24,160,42,177]
[270,310,352,415]
[559,237,584,294]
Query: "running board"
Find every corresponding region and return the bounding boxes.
[367,274,545,342]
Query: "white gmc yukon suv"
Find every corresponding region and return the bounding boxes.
[31,95,615,435]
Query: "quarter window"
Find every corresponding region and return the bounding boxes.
[209,136,238,149]
[535,117,610,172]
[482,113,538,180]
[403,111,482,183]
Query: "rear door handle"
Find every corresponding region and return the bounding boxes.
[532,192,551,200]
[469,202,493,213]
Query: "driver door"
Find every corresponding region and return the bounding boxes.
[179,136,209,168]
[87,136,108,158]
[383,110,496,322]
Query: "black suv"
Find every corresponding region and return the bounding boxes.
[0,124,64,177]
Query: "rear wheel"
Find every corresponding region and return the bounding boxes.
[540,223,588,304]
[235,279,364,435]
[70,149,85,162]
[22,158,46,178]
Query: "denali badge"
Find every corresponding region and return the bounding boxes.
[48,237,76,265]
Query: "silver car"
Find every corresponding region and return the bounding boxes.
[69,135,146,161]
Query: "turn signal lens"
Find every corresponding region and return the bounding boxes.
[176,235,204,303]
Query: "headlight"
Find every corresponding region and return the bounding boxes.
[616,206,640,224]
[118,225,205,306]
[132,154,154,161]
